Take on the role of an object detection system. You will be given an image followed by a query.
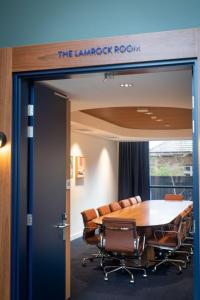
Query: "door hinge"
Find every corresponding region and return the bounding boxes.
[192,96,194,109]
[54,92,68,100]
[28,104,34,116]
[28,126,34,138]
[27,214,33,226]
[66,179,70,190]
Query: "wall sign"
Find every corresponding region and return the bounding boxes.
[58,43,141,58]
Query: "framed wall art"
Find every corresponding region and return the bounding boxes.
[75,156,86,178]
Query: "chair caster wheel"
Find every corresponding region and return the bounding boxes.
[82,259,87,267]
[182,264,187,269]
[130,279,134,283]
[177,266,182,274]
[152,268,156,272]
[143,273,148,278]
[186,255,190,261]
[104,276,108,281]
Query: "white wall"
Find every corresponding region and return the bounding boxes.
[70,132,118,240]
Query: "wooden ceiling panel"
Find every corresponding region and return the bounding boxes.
[81,107,192,130]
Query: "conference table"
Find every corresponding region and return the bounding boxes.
[93,200,193,227]
[93,200,193,266]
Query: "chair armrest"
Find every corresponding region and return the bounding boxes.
[153,219,187,241]
[103,226,134,231]
[155,230,178,234]
[153,229,178,241]
[139,235,146,252]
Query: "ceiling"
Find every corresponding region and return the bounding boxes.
[45,67,192,141]
[81,107,192,130]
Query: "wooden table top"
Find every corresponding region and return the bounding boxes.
[93,200,193,227]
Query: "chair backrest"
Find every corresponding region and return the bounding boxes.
[172,214,182,231]
[129,197,138,205]
[177,216,187,244]
[81,208,98,230]
[155,215,185,249]
[135,195,142,203]
[164,194,184,201]
[119,199,131,208]
[97,204,111,216]
[103,217,137,254]
[109,201,122,212]
[169,215,186,244]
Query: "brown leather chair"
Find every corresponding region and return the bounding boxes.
[129,197,138,205]
[81,208,98,229]
[102,217,147,283]
[135,195,142,203]
[81,208,103,266]
[179,208,194,255]
[109,201,121,212]
[97,204,111,216]
[164,193,184,201]
[165,206,193,256]
[147,215,187,272]
[119,199,131,208]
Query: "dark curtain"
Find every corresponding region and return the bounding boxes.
[118,142,150,200]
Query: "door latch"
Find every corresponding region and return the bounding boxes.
[54,213,70,240]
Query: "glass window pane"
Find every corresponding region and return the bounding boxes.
[149,140,193,200]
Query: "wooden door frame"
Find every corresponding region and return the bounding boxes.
[1,27,200,300]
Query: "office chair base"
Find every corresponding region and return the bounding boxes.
[104,265,135,283]
[174,250,190,262]
[82,253,105,267]
[104,260,147,283]
[152,258,186,273]
[181,243,193,255]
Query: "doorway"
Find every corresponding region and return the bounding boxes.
[12,60,199,300]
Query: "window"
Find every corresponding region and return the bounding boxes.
[183,165,193,176]
[149,140,193,200]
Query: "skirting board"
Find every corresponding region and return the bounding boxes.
[70,231,82,241]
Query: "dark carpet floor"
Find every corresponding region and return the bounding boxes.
[71,238,193,300]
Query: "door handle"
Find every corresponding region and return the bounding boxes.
[54,223,70,240]
[54,223,70,229]
[54,213,70,240]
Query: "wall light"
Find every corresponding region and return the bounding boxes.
[0,132,7,148]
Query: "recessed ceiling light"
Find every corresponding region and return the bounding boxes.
[137,108,149,113]
[146,112,153,115]
[165,124,171,127]
[120,83,133,88]
[156,119,163,122]
[151,116,157,119]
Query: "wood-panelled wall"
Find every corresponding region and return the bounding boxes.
[12,28,197,72]
[66,101,71,300]
[0,48,12,300]
[0,28,200,300]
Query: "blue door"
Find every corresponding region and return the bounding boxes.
[29,82,67,300]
